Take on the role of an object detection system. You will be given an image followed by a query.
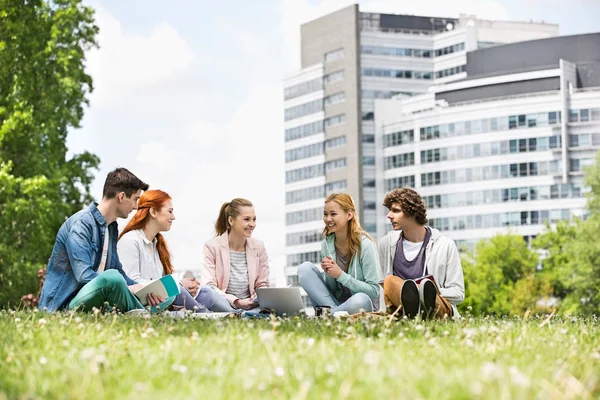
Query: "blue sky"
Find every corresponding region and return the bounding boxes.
[69,0,600,281]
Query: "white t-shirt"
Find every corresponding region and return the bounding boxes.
[402,239,423,262]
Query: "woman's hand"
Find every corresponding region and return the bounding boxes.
[321,256,343,279]
[128,284,164,306]
[181,277,199,297]
[234,298,258,310]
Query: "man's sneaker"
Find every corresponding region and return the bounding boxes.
[400,280,420,319]
[419,278,437,320]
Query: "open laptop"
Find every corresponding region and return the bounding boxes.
[256,287,306,317]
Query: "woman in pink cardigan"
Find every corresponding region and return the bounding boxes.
[201,198,270,312]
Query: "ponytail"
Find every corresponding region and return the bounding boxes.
[214,202,231,236]
[214,198,254,236]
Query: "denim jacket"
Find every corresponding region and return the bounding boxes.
[39,202,136,311]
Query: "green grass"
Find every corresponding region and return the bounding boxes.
[0,311,598,400]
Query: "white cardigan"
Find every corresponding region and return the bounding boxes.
[377,228,465,317]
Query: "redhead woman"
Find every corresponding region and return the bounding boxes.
[201,198,270,312]
[117,190,214,313]
[298,193,381,315]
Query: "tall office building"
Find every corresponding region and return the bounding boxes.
[283,4,559,293]
[375,33,600,249]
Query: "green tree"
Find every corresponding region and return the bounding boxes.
[533,219,578,298]
[0,0,99,307]
[461,233,545,316]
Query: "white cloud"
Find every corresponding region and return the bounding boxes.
[74,4,287,286]
[86,5,195,107]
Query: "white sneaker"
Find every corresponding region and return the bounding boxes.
[125,309,150,317]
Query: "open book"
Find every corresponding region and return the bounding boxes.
[134,274,180,306]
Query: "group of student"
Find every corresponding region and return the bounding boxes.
[39,167,465,319]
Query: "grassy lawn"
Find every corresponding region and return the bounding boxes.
[0,311,598,399]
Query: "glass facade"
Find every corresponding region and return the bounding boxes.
[420,161,562,187]
[284,77,322,100]
[286,208,322,225]
[285,120,323,142]
[287,230,322,246]
[420,135,562,165]
[424,184,583,209]
[284,99,323,121]
[286,164,324,183]
[285,142,323,163]
[429,209,571,231]
[420,111,561,141]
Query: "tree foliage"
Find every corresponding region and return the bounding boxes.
[461,233,550,316]
[0,0,99,306]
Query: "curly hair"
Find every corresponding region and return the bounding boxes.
[383,187,428,225]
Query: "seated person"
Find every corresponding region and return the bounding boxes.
[39,168,161,313]
[298,193,380,315]
[379,187,465,319]
[118,189,214,313]
[201,198,269,312]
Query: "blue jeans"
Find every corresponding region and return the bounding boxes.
[171,286,214,313]
[204,285,260,313]
[297,262,373,315]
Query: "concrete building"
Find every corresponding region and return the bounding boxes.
[283,4,560,296]
[375,33,600,249]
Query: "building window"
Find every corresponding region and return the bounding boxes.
[286,164,324,183]
[325,158,346,172]
[385,152,415,170]
[384,130,414,147]
[286,185,325,204]
[362,134,375,143]
[362,156,375,166]
[286,230,322,246]
[324,92,345,107]
[324,70,344,84]
[287,251,320,266]
[285,142,324,163]
[284,99,323,121]
[363,179,375,188]
[286,208,322,225]
[325,136,346,149]
[325,48,344,63]
[285,120,323,142]
[324,114,346,128]
[385,175,415,191]
[361,112,374,121]
[325,180,347,193]
[284,77,323,100]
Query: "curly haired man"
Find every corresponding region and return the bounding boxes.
[378,187,465,319]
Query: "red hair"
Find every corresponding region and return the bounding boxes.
[119,190,174,275]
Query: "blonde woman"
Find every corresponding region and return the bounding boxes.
[298,193,381,315]
[201,198,269,312]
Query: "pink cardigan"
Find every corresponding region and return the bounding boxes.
[201,232,270,305]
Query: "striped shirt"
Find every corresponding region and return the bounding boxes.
[226,251,251,299]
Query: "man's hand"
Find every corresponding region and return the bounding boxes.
[181,277,199,297]
[234,298,258,310]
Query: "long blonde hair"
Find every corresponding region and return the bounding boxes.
[322,193,373,262]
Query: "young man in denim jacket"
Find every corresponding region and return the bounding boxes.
[378,187,465,319]
[39,168,162,312]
